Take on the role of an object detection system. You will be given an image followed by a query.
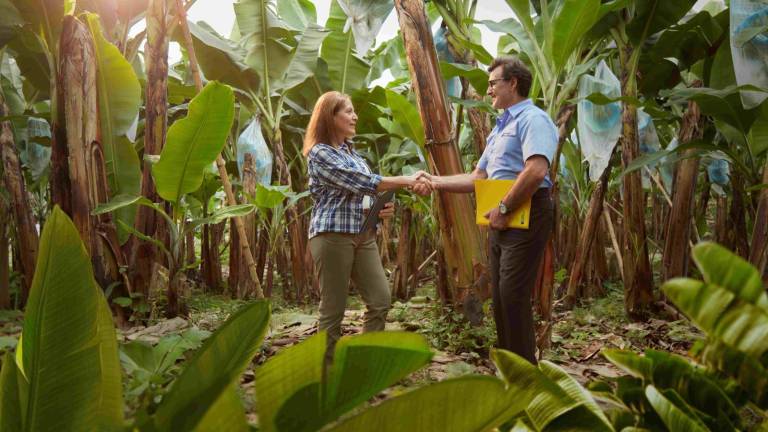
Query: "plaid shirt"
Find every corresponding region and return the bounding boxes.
[307,142,382,238]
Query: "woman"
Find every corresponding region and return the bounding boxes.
[303,91,428,361]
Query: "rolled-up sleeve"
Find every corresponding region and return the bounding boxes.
[309,145,381,195]
[520,113,557,166]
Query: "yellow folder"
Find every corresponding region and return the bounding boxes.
[474,179,531,229]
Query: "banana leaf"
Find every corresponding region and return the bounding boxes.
[626,0,697,46]
[255,331,432,432]
[277,0,317,31]
[150,301,270,431]
[152,81,235,203]
[85,13,142,244]
[20,206,123,431]
[326,376,524,432]
[234,0,293,91]
[0,351,24,432]
[548,0,601,73]
[321,0,370,93]
[645,386,709,432]
[384,89,425,148]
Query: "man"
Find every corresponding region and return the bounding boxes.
[415,57,557,364]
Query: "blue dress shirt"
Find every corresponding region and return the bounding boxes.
[478,99,558,188]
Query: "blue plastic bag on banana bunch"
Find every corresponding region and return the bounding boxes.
[435,25,462,98]
[730,0,768,109]
[637,109,663,190]
[577,60,622,182]
[237,117,272,186]
[23,117,52,181]
[707,155,731,197]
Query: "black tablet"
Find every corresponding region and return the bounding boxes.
[359,190,395,234]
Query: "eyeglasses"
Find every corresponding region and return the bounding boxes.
[488,78,510,89]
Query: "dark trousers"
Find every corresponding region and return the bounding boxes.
[488,188,554,364]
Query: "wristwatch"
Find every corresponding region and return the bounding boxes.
[498,201,509,215]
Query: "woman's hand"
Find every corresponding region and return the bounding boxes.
[378,201,395,220]
[408,171,434,196]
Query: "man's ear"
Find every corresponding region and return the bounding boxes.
[509,77,519,96]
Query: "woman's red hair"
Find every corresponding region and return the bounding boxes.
[302,91,352,157]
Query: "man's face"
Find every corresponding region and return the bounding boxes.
[487,68,516,110]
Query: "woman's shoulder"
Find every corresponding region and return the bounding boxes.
[308,143,335,160]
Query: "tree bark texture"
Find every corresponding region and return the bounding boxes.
[174,0,263,298]
[730,173,751,259]
[270,128,309,300]
[663,97,703,280]
[392,208,412,300]
[564,165,611,307]
[131,0,170,300]
[619,45,653,319]
[58,16,127,297]
[749,159,768,275]
[0,103,38,305]
[395,0,487,318]
[230,153,258,298]
[0,201,10,309]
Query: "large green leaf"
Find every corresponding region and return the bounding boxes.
[385,89,425,148]
[626,0,697,46]
[194,385,249,432]
[20,206,123,431]
[663,279,768,358]
[85,13,142,244]
[0,0,22,48]
[277,0,317,31]
[321,0,370,93]
[182,21,260,94]
[234,0,293,92]
[645,386,708,432]
[256,331,433,432]
[699,339,768,408]
[254,333,325,432]
[661,85,763,134]
[491,350,582,430]
[548,0,601,72]
[440,61,489,95]
[505,0,534,34]
[151,301,270,431]
[691,242,768,310]
[152,81,235,203]
[0,351,24,432]
[749,102,768,157]
[539,360,614,431]
[326,376,523,432]
[278,24,330,91]
[324,332,433,419]
[11,0,73,43]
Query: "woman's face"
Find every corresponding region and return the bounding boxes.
[334,100,358,140]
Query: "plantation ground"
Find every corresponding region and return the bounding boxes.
[0,281,703,423]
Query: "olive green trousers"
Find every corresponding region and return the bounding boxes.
[309,232,391,360]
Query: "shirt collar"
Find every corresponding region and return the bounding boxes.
[495,99,532,128]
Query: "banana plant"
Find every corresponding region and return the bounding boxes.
[663,242,768,410]
[93,81,251,317]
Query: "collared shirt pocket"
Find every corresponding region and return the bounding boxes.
[500,121,518,138]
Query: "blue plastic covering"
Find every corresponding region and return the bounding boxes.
[577,61,622,182]
[434,25,462,98]
[237,117,272,186]
[708,157,731,185]
[730,0,768,108]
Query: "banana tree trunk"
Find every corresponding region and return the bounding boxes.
[663,96,703,280]
[749,160,768,275]
[173,0,264,298]
[58,16,127,297]
[0,189,10,308]
[1,103,38,305]
[131,0,170,299]
[230,153,258,298]
[395,0,488,319]
[393,208,413,300]
[730,172,751,259]
[619,45,653,319]
[564,165,611,308]
[270,128,309,301]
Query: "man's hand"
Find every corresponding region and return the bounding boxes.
[412,171,435,196]
[484,206,511,230]
[378,201,395,220]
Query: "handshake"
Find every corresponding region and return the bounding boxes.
[405,171,438,196]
